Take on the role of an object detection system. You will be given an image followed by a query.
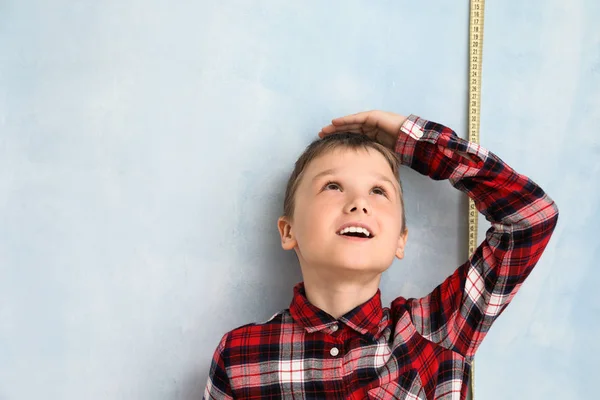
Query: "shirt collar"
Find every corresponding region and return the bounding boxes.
[289,281,385,337]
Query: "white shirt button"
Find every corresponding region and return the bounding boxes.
[330,324,338,332]
[330,347,339,357]
[411,127,424,139]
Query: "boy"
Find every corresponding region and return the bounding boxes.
[203,111,559,399]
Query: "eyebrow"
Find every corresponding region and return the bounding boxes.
[311,168,399,194]
[311,168,338,183]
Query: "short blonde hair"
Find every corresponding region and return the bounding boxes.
[282,133,406,233]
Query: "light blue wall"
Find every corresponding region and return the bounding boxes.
[0,1,596,399]
[475,0,599,398]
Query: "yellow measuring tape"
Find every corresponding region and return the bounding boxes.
[468,0,485,398]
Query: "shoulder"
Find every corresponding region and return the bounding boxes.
[219,308,291,348]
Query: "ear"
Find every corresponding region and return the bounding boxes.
[277,216,297,250]
[395,229,409,260]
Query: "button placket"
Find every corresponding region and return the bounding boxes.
[328,323,343,358]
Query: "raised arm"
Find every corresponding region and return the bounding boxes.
[320,111,559,358]
[395,115,559,357]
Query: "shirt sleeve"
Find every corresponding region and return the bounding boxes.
[203,333,234,400]
[393,114,559,358]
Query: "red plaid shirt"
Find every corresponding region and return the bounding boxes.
[203,115,559,399]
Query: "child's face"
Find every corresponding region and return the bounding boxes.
[279,147,408,274]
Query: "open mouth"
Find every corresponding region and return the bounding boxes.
[337,226,374,239]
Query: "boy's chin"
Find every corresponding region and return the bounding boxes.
[323,257,391,273]
[299,250,394,274]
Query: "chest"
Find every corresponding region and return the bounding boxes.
[228,317,468,399]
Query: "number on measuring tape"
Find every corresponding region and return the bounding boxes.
[467,1,485,398]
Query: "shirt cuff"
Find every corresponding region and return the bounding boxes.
[399,114,427,140]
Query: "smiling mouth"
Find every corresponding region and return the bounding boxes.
[337,231,374,241]
[339,231,371,238]
[337,226,374,238]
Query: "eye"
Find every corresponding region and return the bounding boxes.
[323,181,342,191]
[371,186,388,197]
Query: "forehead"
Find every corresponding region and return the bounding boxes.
[303,147,396,181]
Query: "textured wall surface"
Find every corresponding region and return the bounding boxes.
[0,1,596,399]
[475,0,599,398]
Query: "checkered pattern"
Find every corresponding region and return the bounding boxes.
[203,115,559,399]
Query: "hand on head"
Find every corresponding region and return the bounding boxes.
[318,110,408,150]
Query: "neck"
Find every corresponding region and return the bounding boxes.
[300,267,382,319]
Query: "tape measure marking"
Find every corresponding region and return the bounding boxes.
[468,0,485,398]
[468,0,484,257]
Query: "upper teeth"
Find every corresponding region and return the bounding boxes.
[338,226,371,237]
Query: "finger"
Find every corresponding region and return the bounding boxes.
[319,124,336,134]
[320,123,366,134]
[330,111,376,127]
[362,111,404,136]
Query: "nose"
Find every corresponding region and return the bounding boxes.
[344,195,371,215]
